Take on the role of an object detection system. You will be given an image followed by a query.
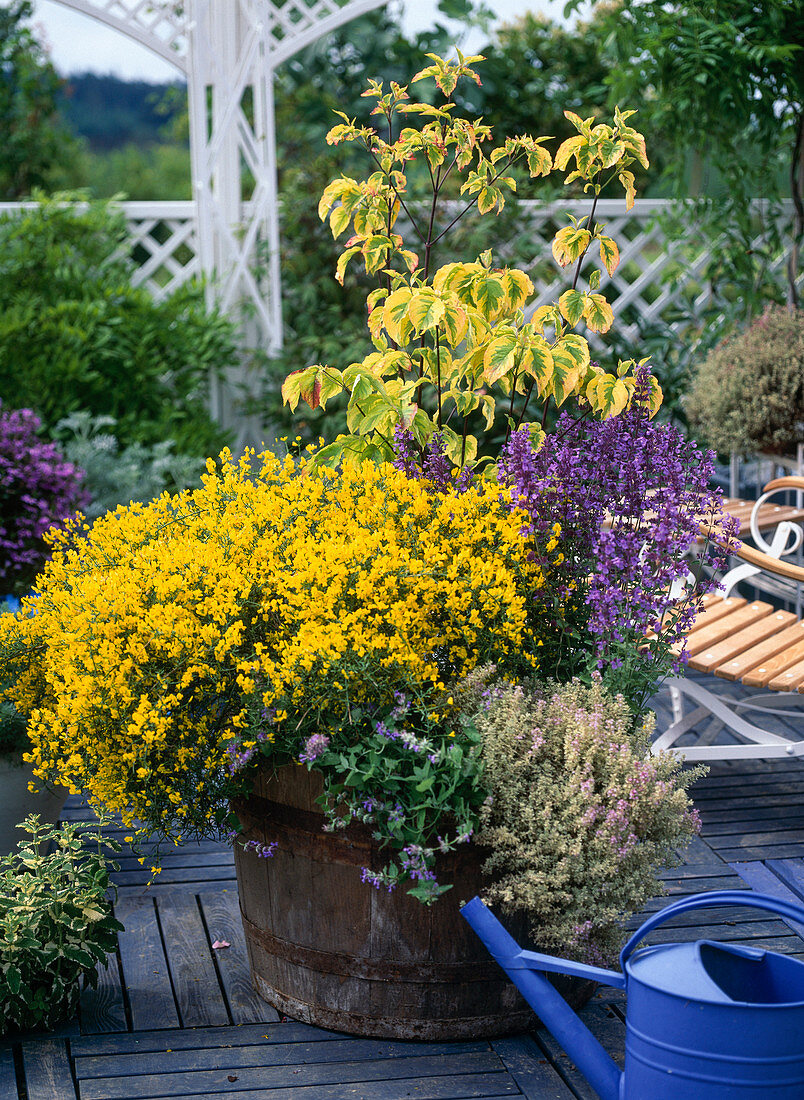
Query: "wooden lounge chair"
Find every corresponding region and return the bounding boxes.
[652,476,804,762]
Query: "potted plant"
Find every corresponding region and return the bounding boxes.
[0,815,122,1034]
[686,305,804,458]
[0,54,738,1038]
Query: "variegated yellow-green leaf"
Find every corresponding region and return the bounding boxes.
[329,203,351,239]
[432,262,463,296]
[358,403,397,438]
[442,302,469,346]
[281,367,305,412]
[501,268,534,312]
[318,177,353,219]
[587,374,630,418]
[363,234,392,274]
[407,290,446,334]
[645,375,663,417]
[598,235,620,277]
[477,186,499,215]
[336,246,361,286]
[530,304,561,335]
[527,147,552,177]
[308,437,346,471]
[549,346,583,407]
[598,136,625,169]
[282,365,324,411]
[582,292,614,334]
[557,333,591,371]
[622,130,649,169]
[318,368,345,408]
[619,170,636,211]
[553,135,584,171]
[480,393,496,429]
[558,288,586,326]
[472,273,506,321]
[382,287,414,345]
[519,337,554,395]
[442,426,477,467]
[552,226,591,267]
[483,334,519,384]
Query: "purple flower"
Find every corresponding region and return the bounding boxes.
[500,365,739,687]
[299,732,330,764]
[243,839,278,859]
[0,404,87,592]
[392,427,473,493]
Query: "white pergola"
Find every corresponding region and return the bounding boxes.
[49,0,387,442]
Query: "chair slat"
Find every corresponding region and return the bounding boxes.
[686,597,747,637]
[742,634,804,689]
[768,658,804,693]
[714,617,804,682]
[685,602,774,659]
[691,610,797,675]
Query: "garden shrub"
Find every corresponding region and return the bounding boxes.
[686,305,804,456]
[0,405,86,595]
[464,672,702,964]
[55,412,203,521]
[0,195,235,456]
[0,816,122,1035]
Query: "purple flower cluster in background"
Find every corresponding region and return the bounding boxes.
[0,405,87,592]
[500,366,740,675]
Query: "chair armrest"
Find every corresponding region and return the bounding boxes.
[763,476,804,494]
[732,541,804,583]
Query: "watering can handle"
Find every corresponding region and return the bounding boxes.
[620,890,804,970]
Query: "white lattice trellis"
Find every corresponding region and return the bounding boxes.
[514,199,802,345]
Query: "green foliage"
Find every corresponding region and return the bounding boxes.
[0,191,132,303]
[71,142,191,201]
[0,1,80,199]
[55,413,204,521]
[686,305,804,456]
[0,700,27,759]
[0,816,122,1035]
[468,11,659,198]
[0,195,234,456]
[465,672,703,963]
[583,0,804,305]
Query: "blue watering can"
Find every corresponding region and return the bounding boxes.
[462,890,804,1099]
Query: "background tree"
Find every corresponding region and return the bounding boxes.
[0,0,79,199]
[578,0,804,305]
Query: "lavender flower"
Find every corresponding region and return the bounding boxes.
[392,427,473,493]
[299,732,330,763]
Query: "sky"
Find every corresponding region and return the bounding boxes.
[29,0,591,82]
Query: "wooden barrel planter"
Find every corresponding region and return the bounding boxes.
[232,765,595,1040]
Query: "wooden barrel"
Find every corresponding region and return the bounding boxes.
[232,765,594,1039]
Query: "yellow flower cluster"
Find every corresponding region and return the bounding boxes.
[0,450,550,840]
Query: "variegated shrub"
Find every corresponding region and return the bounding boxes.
[282,51,656,469]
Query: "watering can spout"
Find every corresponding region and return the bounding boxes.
[461,897,623,1100]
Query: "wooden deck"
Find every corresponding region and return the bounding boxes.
[5,671,804,1100]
